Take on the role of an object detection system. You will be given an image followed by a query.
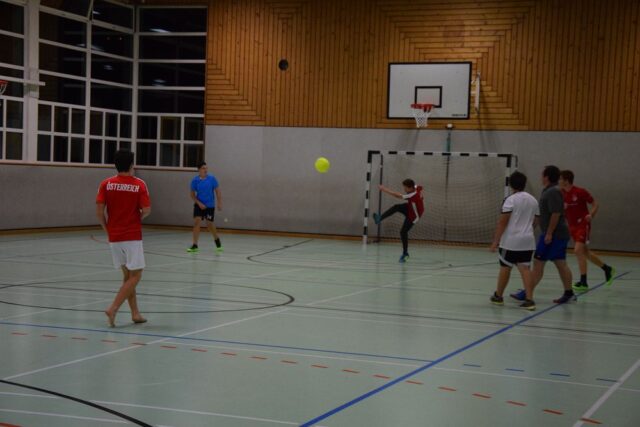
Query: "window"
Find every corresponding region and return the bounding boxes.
[0,2,24,34]
[2,2,205,168]
[92,0,133,29]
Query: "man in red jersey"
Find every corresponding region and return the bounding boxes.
[559,170,614,291]
[96,150,152,327]
[373,179,424,263]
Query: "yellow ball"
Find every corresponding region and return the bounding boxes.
[315,157,330,173]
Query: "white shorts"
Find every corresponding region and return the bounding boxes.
[109,241,145,270]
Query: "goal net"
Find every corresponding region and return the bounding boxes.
[363,151,516,247]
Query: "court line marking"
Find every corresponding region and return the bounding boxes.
[299,272,630,426]
[572,358,640,427]
[281,311,640,347]
[0,408,126,424]
[0,393,308,426]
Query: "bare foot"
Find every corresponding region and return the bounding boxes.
[105,310,116,327]
[132,316,147,324]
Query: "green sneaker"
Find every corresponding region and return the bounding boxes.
[604,266,616,287]
[187,244,199,253]
[572,282,589,292]
[215,246,224,253]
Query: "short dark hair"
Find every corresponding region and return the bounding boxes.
[559,170,574,184]
[543,165,560,184]
[509,171,527,191]
[402,178,415,188]
[197,161,207,169]
[114,150,134,172]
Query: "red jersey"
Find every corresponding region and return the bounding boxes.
[402,185,425,223]
[96,175,151,242]
[562,185,593,227]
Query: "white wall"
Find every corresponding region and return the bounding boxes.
[1,126,638,252]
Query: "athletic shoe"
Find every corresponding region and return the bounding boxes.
[553,291,576,304]
[373,213,381,225]
[520,300,536,311]
[215,246,224,253]
[187,244,199,253]
[604,265,616,287]
[572,282,589,292]
[509,289,526,301]
[399,253,409,263]
[490,293,504,306]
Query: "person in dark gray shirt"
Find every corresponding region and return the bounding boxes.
[511,165,574,304]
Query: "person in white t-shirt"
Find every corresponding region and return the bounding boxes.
[489,171,540,310]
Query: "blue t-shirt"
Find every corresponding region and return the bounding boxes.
[190,174,219,208]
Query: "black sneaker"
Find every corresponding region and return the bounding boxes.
[520,300,536,311]
[604,265,616,287]
[187,244,199,253]
[572,282,589,292]
[490,292,504,306]
[553,291,576,304]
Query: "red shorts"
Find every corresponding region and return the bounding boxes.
[570,223,590,244]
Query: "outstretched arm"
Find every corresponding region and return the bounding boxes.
[378,185,404,199]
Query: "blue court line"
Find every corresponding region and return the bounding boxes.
[505,368,525,372]
[299,271,630,427]
[0,321,431,364]
[550,372,571,377]
[463,363,482,368]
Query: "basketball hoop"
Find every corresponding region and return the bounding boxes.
[0,80,7,96]
[410,103,434,128]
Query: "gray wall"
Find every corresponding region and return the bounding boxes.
[0,165,195,230]
[205,126,640,252]
[1,127,639,252]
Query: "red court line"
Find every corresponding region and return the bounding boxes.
[71,337,88,341]
[281,360,298,364]
[191,348,207,352]
[130,342,147,346]
[160,345,177,349]
[221,352,236,356]
[41,334,57,338]
[101,339,118,343]
[506,400,527,407]
[472,393,491,399]
[438,386,457,392]
[250,356,268,360]
[342,369,359,374]
[543,409,563,415]
[405,380,423,385]
[311,364,328,369]
[10,332,27,336]
[580,418,602,425]
[0,422,22,427]
[373,374,391,379]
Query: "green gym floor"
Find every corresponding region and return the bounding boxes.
[0,229,638,427]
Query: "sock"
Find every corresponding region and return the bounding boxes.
[580,274,587,284]
[215,238,221,248]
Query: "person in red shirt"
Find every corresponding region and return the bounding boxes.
[373,179,425,263]
[96,150,152,327]
[559,170,614,291]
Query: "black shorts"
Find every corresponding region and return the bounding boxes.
[193,204,215,222]
[498,248,534,268]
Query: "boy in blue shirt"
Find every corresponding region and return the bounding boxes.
[188,162,223,253]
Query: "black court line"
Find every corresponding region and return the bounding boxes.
[0,379,152,426]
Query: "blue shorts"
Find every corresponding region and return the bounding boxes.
[534,235,568,261]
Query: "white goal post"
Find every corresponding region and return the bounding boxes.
[362,150,518,245]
